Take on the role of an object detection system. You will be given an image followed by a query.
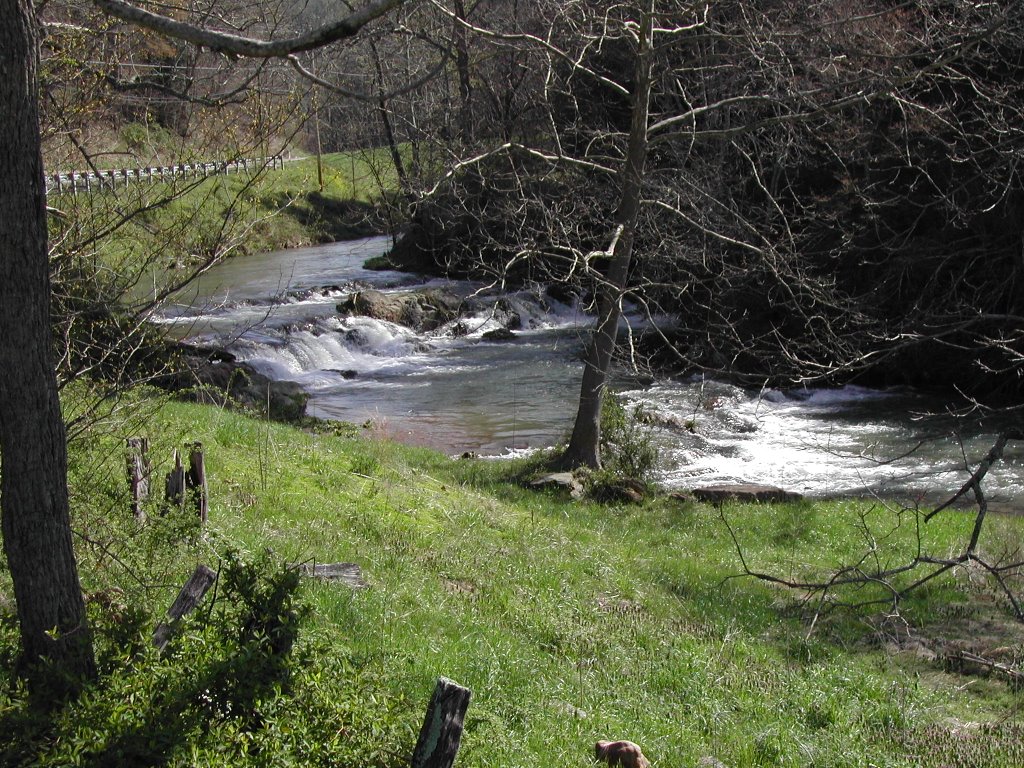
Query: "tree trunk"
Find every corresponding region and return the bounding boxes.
[0,0,96,688]
[452,0,474,143]
[369,38,410,195]
[560,2,655,470]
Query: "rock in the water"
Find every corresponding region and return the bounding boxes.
[692,484,802,504]
[156,344,308,422]
[327,368,359,379]
[493,297,523,330]
[482,327,517,342]
[337,287,462,332]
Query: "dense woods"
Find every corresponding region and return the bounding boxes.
[377,1,1024,406]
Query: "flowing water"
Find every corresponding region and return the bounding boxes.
[156,236,1024,508]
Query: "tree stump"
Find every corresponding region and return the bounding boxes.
[411,677,472,768]
[164,444,209,523]
[165,448,186,511]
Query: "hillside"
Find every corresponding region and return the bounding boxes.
[2,392,1022,766]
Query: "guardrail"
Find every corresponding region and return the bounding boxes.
[45,155,285,196]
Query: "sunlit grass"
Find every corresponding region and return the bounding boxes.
[5,390,1024,766]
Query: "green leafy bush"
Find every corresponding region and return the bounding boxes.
[599,394,659,483]
[0,548,413,767]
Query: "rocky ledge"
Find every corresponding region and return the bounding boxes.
[336,287,463,332]
[155,344,308,422]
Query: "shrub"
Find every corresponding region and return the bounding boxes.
[599,394,660,483]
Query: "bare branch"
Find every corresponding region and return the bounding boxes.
[91,0,408,58]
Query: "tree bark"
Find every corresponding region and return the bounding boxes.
[452,0,475,143]
[560,2,655,470]
[0,0,95,687]
[369,38,410,194]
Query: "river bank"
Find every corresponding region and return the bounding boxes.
[6,390,1023,767]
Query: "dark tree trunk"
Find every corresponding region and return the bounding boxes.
[560,2,654,470]
[0,0,96,688]
[369,38,410,194]
[452,0,474,143]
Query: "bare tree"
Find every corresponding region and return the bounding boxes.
[392,0,1024,473]
[560,1,656,468]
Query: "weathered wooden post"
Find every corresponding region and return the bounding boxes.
[165,448,186,511]
[152,564,217,652]
[294,561,368,589]
[411,677,472,768]
[125,436,151,522]
[187,442,209,524]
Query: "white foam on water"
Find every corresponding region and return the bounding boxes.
[151,237,1024,503]
[621,380,1012,498]
[229,315,435,386]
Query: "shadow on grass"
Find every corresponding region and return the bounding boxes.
[263,191,384,242]
[77,642,294,768]
[0,553,308,767]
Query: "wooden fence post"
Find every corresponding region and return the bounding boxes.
[165,448,186,511]
[411,677,472,768]
[152,564,217,651]
[187,442,209,524]
[125,436,151,521]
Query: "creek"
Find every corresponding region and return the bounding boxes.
[155,235,1024,508]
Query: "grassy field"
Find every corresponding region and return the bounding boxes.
[2,391,1023,767]
[48,149,401,273]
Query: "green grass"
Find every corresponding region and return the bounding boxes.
[2,391,1024,766]
[48,149,403,276]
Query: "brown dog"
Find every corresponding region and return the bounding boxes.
[595,740,651,768]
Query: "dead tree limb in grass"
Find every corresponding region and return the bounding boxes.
[723,433,1024,628]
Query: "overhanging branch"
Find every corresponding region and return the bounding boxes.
[91,0,408,58]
